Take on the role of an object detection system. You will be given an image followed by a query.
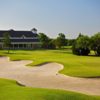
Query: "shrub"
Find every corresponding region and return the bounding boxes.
[72,34,90,56]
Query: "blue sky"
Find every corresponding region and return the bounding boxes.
[0,0,100,38]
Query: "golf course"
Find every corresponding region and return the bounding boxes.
[0,0,100,99]
[0,49,100,100]
[0,49,100,78]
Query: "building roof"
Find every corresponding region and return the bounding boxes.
[0,30,40,43]
[0,30,38,37]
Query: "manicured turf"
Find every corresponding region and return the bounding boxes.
[0,78,100,100]
[0,49,100,78]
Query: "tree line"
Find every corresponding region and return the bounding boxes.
[38,33,67,49]
[38,32,100,56]
[72,32,100,56]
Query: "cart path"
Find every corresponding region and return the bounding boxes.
[0,57,100,95]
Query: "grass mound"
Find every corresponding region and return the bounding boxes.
[0,78,100,100]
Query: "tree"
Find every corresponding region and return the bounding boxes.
[3,32,11,53]
[48,39,56,49]
[78,33,83,37]
[67,39,75,46]
[91,32,100,56]
[38,33,50,49]
[76,35,90,49]
[72,34,90,55]
[55,33,66,48]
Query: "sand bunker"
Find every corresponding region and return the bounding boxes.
[0,57,100,95]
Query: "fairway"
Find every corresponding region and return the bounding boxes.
[0,49,100,99]
[0,56,100,95]
[0,49,100,78]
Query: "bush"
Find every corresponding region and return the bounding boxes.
[72,47,90,56]
[91,32,100,56]
[48,40,56,49]
[72,34,90,56]
[97,46,100,56]
[79,48,90,55]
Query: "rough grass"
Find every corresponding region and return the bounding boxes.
[0,78,100,100]
[0,49,100,78]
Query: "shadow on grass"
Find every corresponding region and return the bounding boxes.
[16,81,26,87]
[34,62,53,66]
[82,76,100,78]
[52,50,72,54]
[88,55,100,57]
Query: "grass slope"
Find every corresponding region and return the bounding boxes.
[0,49,100,77]
[0,78,100,100]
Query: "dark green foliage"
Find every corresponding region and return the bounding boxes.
[72,47,90,56]
[72,34,90,56]
[73,32,100,56]
[67,39,75,46]
[3,32,11,53]
[48,39,56,49]
[97,46,100,55]
[3,32,11,47]
[76,35,90,49]
[55,33,66,48]
[38,33,56,49]
[58,33,66,46]
[91,32,100,56]
[55,37,62,48]
[38,33,50,48]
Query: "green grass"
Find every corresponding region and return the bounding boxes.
[0,50,100,99]
[0,78,100,100]
[0,49,100,78]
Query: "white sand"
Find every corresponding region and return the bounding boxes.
[0,57,100,95]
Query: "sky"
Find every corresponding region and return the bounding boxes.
[0,0,100,39]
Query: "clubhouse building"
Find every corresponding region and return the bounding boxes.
[0,28,41,49]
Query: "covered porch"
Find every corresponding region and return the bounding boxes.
[10,43,40,49]
[0,42,41,50]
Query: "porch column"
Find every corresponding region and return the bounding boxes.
[13,44,15,49]
[31,44,33,49]
[18,44,19,49]
[12,44,14,49]
[26,44,28,49]
[22,44,24,49]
